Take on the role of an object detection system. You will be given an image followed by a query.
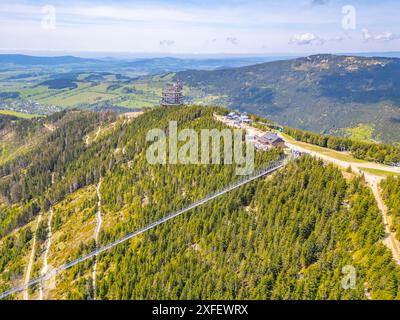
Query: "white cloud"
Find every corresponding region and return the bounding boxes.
[374,32,400,42]
[330,33,351,42]
[311,0,329,6]
[160,40,175,47]
[0,2,333,27]
[226,37,239,45]
[362,28,374,42]
[362,28,400,42]
[289,33,324,45]
[0,1,399,53]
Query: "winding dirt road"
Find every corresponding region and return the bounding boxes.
[23,213,42,300]
[39,207,54,300]
[92,179,103,299]
[370,180,400,264]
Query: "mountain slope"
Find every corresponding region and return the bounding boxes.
[0,107,400,300]
[175,54,400,144]
[95,157,399,300]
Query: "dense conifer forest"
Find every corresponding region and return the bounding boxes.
[0,106,399,300]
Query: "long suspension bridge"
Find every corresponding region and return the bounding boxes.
[0,156,289,300]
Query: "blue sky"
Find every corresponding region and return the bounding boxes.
[0,0,399,55]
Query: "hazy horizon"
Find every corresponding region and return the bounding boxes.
[1,50,400,60]
[1,1,399,55]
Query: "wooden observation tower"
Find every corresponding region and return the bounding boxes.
[161,81,184,106]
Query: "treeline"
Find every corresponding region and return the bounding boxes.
[285,127,400,164]
[381,177,400,241]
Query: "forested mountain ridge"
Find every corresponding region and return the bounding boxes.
[175,54,400,144]
[0,107,399,300]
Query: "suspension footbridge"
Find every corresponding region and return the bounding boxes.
[0,156,289,300]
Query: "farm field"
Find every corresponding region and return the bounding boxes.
[0,110,41,119]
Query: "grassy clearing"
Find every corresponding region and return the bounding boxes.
[0,110,41,119]
[117,99,156,109]
[19,86,53,99]
[282,133,366,163]
[360,168,399,177]
[46,185,97,299]
[192,95,225,105]
[44,91,117,107]
[346,123,375,142]
[0,143,32,166]
[49,185,97,268]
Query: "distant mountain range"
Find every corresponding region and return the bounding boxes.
[343,52,400,58]
[0,54,99,65]
[121,56,292,73]
[0,54,291,72]
[175,54,400,144]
